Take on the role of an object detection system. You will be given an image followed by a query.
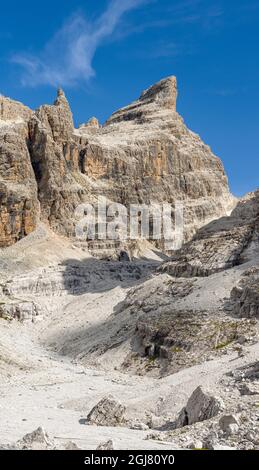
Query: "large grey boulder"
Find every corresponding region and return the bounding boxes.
[86,396,126,427]
[176,386,224,427]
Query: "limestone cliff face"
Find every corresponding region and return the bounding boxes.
[0,77,235,247]
[0,97,38,247]
[28,90,83,237]
[75,76,235,241]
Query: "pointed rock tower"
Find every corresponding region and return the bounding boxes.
[35,88,74,142]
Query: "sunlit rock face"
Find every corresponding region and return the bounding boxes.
[0,77,235,247]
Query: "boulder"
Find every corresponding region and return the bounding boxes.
[16,427,54,450]
[176,386,224,427]
[239,382,259,396]
[219,415,239,436]
[96,439,114,450]
[86,396,126,427]
[64,441,81,450]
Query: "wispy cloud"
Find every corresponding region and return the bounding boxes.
[11,0,149,87]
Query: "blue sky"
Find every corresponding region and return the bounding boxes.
[0,0,258,196]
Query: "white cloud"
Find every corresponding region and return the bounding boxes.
[12,0,149,87]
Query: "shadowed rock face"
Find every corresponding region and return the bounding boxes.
[0,77,234,247]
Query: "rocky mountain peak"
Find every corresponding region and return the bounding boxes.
[139,76,177,110]
[105,76,178,126]
[34,88,74,142]
[0,75,235,247]
[0,95,32,123]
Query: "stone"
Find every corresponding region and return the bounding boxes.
[176,386,224,428]
[86,396,126,427]
[245,431,258,444]
[219,415,239,436]
[96,439,114,450]
[232,361,259,382]
[239,382,259,396]
[230,266,259,318]
[187,440,203,449]
[64,441,81,450]
[16,427,54,450]
[202,430,219,449]
[129,420,149,431]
